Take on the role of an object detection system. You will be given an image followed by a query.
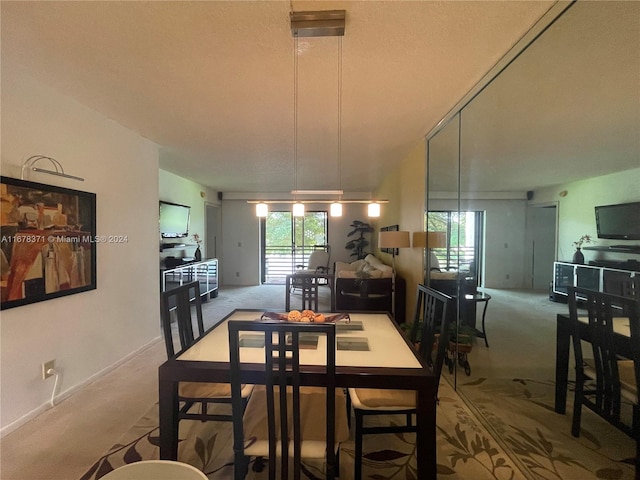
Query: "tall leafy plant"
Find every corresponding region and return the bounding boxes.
[345,220,373,260]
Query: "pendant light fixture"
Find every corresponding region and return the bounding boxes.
[252,10,385,217]
[368,201,381,217]
[256,202,268,217]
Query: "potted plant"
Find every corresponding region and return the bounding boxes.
[445,323,476,375]
[191,233,203,261]
[345,220,373,260]
[572,234,593,264]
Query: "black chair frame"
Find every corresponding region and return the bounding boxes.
[346,284,452,480]
[228,320,338,480]
[568,286,640,472]
[161,281,244,423]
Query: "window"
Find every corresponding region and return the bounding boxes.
[261,211,328,283]
[428,210,484,284]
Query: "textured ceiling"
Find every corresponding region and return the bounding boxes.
[3,1,636,197]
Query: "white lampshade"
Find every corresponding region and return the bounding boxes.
[379,230,411,249]
[292,202,305,217]
[330,202,343,217]
[256,202,268,217]
[367,202,381,217]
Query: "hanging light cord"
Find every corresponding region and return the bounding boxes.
[337,37,342,198]
[293,35,299,196]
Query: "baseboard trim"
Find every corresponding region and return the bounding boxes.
[0,336,162,438]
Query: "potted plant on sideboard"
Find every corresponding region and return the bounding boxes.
[572,234,593,264]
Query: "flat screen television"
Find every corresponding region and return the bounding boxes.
[159,201,190,238]
[595,201,640,240]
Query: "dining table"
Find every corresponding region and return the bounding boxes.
[158,309,437,478]
[554,312,633,414]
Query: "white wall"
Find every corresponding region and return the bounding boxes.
[1,63,160,434]
[375,140,427,321]
[158,170,218,265]
[533,167,640,264]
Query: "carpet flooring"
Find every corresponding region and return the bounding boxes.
[454,376,635,480]
[81,378,533,480]
[81,375,637,480]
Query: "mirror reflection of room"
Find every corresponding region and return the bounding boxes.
[426,0,639,388]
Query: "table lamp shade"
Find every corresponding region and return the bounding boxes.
[379,230,411,249]
[413,231,447,249]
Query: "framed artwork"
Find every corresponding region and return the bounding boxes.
[0,176,96,310]
[380,224,399,255]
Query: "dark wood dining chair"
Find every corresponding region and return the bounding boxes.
[228,320,349,480]
[346,284,452,480]
[160,281,253,424]
[568,286,640,472]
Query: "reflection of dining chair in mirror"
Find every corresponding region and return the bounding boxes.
[568,286,640,472]
[160,282,253,427]
[228,320,349,480]
[346,285,452,480]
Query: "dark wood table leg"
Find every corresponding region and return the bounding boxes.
[416,380,437,479]
[555,314,571,414]
[159,372,179,460]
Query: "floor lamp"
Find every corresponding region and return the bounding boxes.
[378,230,410,317]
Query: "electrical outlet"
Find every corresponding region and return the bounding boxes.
[42,360,55,380]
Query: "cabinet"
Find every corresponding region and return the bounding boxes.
[552,261,638,300]
[161,258,219,300]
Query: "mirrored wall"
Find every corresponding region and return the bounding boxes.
[425,1,640,381]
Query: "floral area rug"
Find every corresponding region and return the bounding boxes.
[80,378,532,480]
[454,377,636,480]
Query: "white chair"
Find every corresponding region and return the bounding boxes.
[291,246,330,295]
[100,460,208,480]
[296,248,330,275]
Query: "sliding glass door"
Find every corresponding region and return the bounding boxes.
[261,211,328,283]
[428,210,484,286]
